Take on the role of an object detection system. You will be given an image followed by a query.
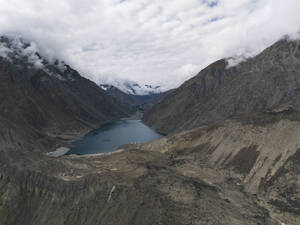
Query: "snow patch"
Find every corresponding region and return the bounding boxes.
[100,78,163,96]
[108,81,161,95]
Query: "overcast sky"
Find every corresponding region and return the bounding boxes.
[0,0,300,90]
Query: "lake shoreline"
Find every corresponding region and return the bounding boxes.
[46,118,127,157]
[67,119,163,155]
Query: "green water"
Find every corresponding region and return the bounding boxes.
[68,120,163,155]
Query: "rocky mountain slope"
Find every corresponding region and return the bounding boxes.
[137,109,300,224]
[0,146,279,225]
[144,38,300,134]
[2,110,299,224]
[0,35,129,152]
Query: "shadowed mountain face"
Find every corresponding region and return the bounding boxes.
[0,36,129,151]
[144,39,300,134]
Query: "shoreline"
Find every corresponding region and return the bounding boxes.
[68,149,125,158]
[47,111,153,158]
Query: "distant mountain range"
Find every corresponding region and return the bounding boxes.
[100,81,163,96]
[100,84,172,113]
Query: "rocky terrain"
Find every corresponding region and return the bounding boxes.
[137,110,300,224]
[2,110,300,224]
[144,38,300,134]
[1,35,300,225]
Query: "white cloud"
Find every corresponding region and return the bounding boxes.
[174,64,202,84]
[0,0,300,90]
[0,42,11,58]
[0,36,45,69]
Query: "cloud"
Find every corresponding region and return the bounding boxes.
[0,42,12,58]
[0,35,45,68]
[0,0,299,90]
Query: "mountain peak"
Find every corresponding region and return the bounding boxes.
[100,80,163,96]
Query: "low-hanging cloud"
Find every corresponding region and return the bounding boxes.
[0,0,300,90]
[0,36,45,68]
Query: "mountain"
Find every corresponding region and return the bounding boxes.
[100,84,172,113]
[143,38,300,134]
[2,34,300,225]
[100,80,163,96]
[0,35,129,151]
[135,109,300,224]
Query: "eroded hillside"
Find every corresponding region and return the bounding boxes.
[140,110,300,224]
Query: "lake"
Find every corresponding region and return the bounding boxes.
[67,120,163,155]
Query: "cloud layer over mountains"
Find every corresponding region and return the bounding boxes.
[0,0,300,89]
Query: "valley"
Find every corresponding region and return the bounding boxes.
[0,34,300,225]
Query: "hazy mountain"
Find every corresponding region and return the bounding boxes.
[144,38,300,134]
[100,84,173,113]
[100,80,163,96]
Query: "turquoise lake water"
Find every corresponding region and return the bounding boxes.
[68,120,163,155]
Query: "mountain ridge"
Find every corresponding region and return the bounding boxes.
[144,38,300,134]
